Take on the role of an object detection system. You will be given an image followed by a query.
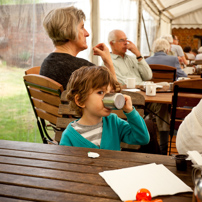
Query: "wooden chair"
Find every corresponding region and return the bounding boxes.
[149,64,177,83]
[169,79,202,155]
[23,74,64,144]
[25,66,40,75]
[55,90,78,143]
[116,91,146,151]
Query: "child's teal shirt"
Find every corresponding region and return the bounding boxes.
[60,109,150,151]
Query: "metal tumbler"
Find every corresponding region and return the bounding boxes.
[102,93,125,110]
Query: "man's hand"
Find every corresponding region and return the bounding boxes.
[127,40,142,59]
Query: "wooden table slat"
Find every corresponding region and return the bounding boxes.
[0,173,119,199]
[0,184,120,202]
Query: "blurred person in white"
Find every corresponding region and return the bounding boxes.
[183,46,195,60]
[171,35,188,66]
[107,29,152,86]
[40,6,116,90]
[176,99,202,154]
[195,47,202,60]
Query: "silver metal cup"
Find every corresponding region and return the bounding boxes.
[102,93,125,110]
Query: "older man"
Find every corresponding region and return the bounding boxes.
[108,30,170,155]
[108,29,152,85]
[146,38,187,79]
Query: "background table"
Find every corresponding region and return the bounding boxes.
[0,140,193,202]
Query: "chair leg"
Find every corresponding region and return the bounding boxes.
[40,119,54,142]
[36,120,48,144]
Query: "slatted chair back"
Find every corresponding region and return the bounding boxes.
[149,64,177,83]
[117,91,146,151]
[169,79,202,155]
[55,90,79,143]
[23,74,64,144]
[25,66,40,75]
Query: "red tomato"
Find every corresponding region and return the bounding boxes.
[136,188,152,201]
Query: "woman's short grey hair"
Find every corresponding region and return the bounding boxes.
[160,35,173,44]
[43,6,86,46]
[153,38,170,53]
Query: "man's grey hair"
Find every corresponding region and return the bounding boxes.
[108,30,119,45]
[160,35,173,44]
[153,38,170,53]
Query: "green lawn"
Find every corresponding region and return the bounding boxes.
[0,64,42,143]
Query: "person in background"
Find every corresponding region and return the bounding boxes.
[145,38,187,155]
[176,99,202,154]
[40,6,116,90]
[195,46,202,60]
[107,29,152,86]
[146,38,187,79]
[171,35,188,66]
[183,46,195,60]
[192,48,198,57]
[160,35,175,56]
[107,30,165,154]
[60,66,150,150]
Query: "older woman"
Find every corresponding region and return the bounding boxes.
[40,6,116,89]
[146,38,187,79]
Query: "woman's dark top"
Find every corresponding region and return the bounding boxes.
[40,52,95,90]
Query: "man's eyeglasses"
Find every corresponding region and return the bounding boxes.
[112,38,128,43]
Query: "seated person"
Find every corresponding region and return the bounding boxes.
[40,6,116,90]
[196,46,202,60]
[146,38,187,79]
[107,29,152,86]
[60,66,150,150]
[171,35,188,66]
[183,46,195,60]
[192,48,198,57]
[176,99,202,154]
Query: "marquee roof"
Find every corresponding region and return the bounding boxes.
[145,0,202,28]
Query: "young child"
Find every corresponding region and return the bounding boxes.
[59,66,150,150]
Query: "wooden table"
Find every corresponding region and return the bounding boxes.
[0,140,194,202]
[137,91,173,104]
[188,74,201,79]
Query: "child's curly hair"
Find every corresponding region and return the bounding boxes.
[66,66,121,116]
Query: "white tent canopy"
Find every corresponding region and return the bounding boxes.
[144,0,202,36]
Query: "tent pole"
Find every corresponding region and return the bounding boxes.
[91,0,100,65]
[137,0,143,50]
[142,15,151,52]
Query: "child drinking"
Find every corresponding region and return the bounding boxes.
[60,66,149,150]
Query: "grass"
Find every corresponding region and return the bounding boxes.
[0,63,43,143]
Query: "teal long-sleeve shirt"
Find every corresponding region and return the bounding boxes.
[60,109,150,151]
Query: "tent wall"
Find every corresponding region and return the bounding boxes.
[172,8,202,29]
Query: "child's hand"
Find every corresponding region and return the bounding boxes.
[122,95,133,113]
